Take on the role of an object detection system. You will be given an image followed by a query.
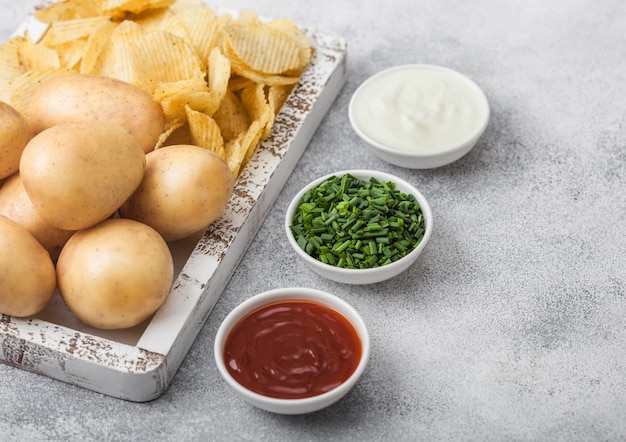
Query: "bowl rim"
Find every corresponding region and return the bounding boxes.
[284,169,433,278]
[213,287,371,408]
[348,63,490,159]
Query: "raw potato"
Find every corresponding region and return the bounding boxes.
[119,144,234,242]
[56,218,174,330]
[0,173,75,260]
[20,120,146,231]
[0,102,34,179]
[0,215,56,317]
[27,73,166,153]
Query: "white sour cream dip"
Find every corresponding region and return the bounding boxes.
[350,65,489,153]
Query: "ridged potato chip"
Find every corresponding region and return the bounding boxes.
[240,82,272,139]
[223,23,302,75]
[33,0,100,23]
[91,20,143,83]
[138,13,190,41]
[129,31,203,93]
[99,0,175,19]
[175,6,220,69]
[186,105,224,158]
[42,16,111,46]
[79,20,117,74]
[155,76,210,124]
[18,35,61,71]
[206,47,231,116]
[0,38,32,103]
[225,119,264,177]
[213,88,250,143]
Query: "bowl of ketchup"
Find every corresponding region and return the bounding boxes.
[214,287,370,414]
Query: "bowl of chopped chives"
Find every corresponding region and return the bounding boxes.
[285,170,433,284]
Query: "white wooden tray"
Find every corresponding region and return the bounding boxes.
[0,8,347,402]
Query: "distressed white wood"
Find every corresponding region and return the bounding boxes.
[0,8,347,402]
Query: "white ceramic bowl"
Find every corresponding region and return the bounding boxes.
[285,169,433,284]
[214,287,370,414]
[349,64,490,169]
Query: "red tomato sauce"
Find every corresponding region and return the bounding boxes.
[224,300,362,399]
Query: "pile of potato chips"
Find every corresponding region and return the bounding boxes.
[0,0,313,177]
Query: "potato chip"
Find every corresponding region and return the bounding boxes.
[160,123,191,146]
[42,16,111,46]
[155,77,211,123]
[137,12,190,41]
[92,20,143,83]
[128,31,203,93]
[80,20,117,74]
[267,18,313,73]
[223,136,246,178]
[213,88,250,142]
[240,82,272,139]
[269,84,293,112]
[0,37,27,102]
[175,6,220,68]
[240,119,266,167]
[169,0,204,14]
[228,61,300,86]
[235,10,262,27]
[19,34,61,71]
[132,6,173,29]
[91,43,135,82]
[152,74,208,102]
[226,75,254,93]
[186,105,224,158]
[224,118,264,177]
[221,42,300,86]
[223,22,303,75]
[99,0,176,19]
[53,39,86,70]
[206,47,230,116]
[34,0,100,23]
[155,120,186,149]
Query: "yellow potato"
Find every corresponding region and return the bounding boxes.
[0,173,75,261]
[20,121,146,231]
[27,73,166,153]
[0,214,56,317]
[119,144,234,242]
[57,218,174,330]
[0,102,34,179]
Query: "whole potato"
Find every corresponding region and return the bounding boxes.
[119,144,234,242]
[0,101,34,179]
[0,214,56,317]
[27,73,165,153]
[20,121,146,231]
[0,173,74,260]
[56,218,174,330]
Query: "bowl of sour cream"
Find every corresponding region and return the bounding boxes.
[349,64,490,169]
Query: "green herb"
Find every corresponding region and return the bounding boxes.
[289,174,426,270]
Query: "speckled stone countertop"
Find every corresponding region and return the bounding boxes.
[1,1,625,440]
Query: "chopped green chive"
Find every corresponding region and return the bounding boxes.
[289,173,426,269]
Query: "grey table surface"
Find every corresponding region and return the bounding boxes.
[1,0,626,441]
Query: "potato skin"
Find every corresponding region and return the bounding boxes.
[27,73,165,153]
[19,121,146,231]
[0,214,56,317]
[119,144,234,242]
[0,101,34,179]
[56,218,174,330]
[0,173,75,260]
